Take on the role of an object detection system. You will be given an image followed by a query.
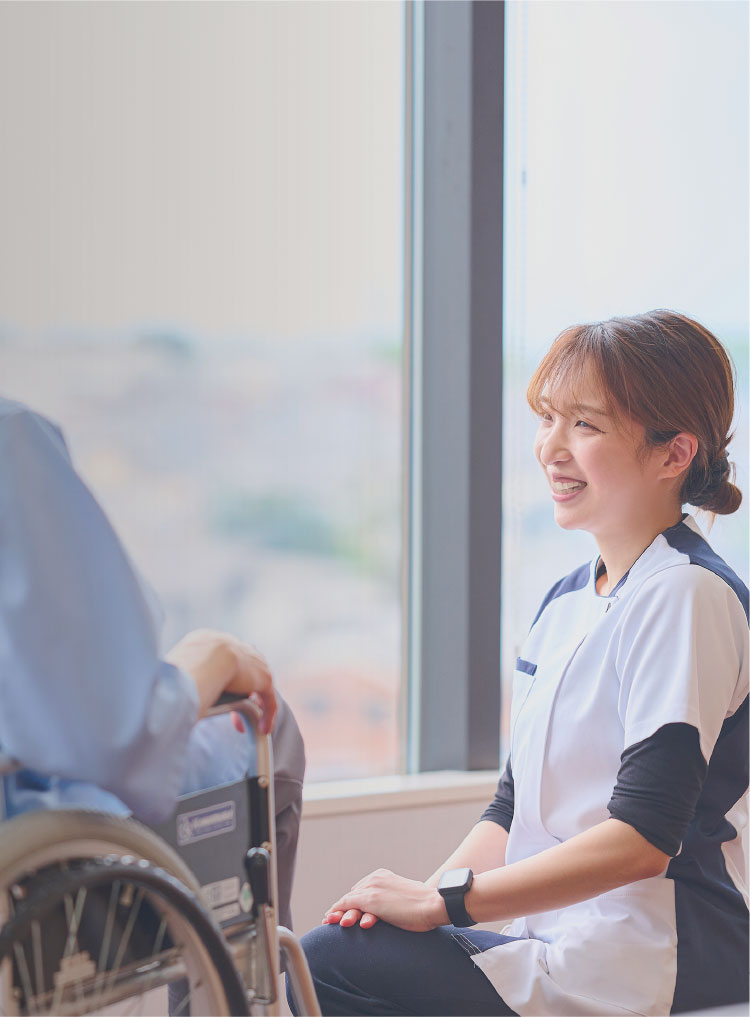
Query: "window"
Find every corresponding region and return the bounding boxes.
[502,0,749,743]
[0,2,405,782]
[3,2,743,784]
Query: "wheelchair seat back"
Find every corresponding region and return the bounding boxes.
[150,777,258,932]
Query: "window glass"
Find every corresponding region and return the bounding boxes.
[0,2,405,781]
[503,0,748,743]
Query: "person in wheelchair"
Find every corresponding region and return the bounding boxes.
[0,395,305,934]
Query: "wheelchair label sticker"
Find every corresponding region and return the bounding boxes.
[177,801,236,845]
[202,876,240,909]
[202,877,243,925]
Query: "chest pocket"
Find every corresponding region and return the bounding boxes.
[510,658,538,752]
[510,636,588,764]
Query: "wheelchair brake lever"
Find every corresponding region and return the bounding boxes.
[244,846,279,1001]
[244,846,271,914]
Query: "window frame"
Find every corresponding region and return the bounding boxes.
[402,0,505,773]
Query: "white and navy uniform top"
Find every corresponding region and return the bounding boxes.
[478,515,748,1016]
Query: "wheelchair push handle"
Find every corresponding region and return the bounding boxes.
[212,691,254,709]
[208,692,265,732]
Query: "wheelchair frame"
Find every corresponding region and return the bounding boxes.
[0,697,320,1017]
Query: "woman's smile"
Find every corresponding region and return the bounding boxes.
[549,474,587,498]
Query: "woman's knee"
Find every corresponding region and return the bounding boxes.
[298,922,346,980]
[287,924,354,1015]
[298,921,430,997]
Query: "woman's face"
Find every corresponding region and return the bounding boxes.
[533,372,667,544]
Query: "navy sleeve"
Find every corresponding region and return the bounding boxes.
[607,722,707,856]
[480,757,514,832]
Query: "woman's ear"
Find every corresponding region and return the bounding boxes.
[661,433,698,479]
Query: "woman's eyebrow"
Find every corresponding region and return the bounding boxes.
[539,397,609,418]
[572,403,609,418]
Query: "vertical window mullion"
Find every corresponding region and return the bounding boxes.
[409,0,504,773]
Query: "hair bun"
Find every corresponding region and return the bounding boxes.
[709,453,730,488]
[691,455,743,515]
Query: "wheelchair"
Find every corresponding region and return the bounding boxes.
[0,696,320,1016]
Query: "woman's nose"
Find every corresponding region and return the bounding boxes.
[536,422,571,467]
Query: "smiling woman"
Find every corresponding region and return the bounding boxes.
[528,310,741,594]
[292,310,748,1017]
[527,311,741,512]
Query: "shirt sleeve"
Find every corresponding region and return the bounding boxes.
[615,564,748,764]
[0,404,198,822]
[607,722,707,856]
[480,756,514,832]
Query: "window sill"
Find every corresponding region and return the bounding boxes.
[302,770,498,818]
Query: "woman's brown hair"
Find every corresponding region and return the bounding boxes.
[527,309,742,515]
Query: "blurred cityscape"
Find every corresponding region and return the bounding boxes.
[2,329,402,782]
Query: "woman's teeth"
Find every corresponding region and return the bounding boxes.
[552,480,585,492]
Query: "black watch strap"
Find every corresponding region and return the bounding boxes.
[442,891,476,928]
[438,869,477,928]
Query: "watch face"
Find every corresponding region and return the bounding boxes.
[438,867,472,894]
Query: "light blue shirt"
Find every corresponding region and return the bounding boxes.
[0,397,252,823]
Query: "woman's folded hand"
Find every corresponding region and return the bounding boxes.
[323,869,447,933]
[324,908,379,929]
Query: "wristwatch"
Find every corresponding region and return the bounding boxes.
[437,867,476,927]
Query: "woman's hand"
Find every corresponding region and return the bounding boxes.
[166,628,277,734]
[323,869,447,933]
[324,908,379,929]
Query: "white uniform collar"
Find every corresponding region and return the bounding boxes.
[592,513,702,602]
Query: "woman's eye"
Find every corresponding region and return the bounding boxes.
[575,419,596,430]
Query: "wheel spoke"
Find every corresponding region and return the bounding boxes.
[90,877,122,1009]
[152,917,168,958]
[171,985,191,1016]
[12,940,36,1015]
[103,884,145,997]
[117,914,172,1006]
[31,919,44,1004]
[51,887,88,1014]
[97,880,120,975]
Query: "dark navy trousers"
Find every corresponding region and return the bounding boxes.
[288,921,519,1017]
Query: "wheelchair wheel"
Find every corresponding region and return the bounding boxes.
[0,811,248,1016]
[0,856,248,1016]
